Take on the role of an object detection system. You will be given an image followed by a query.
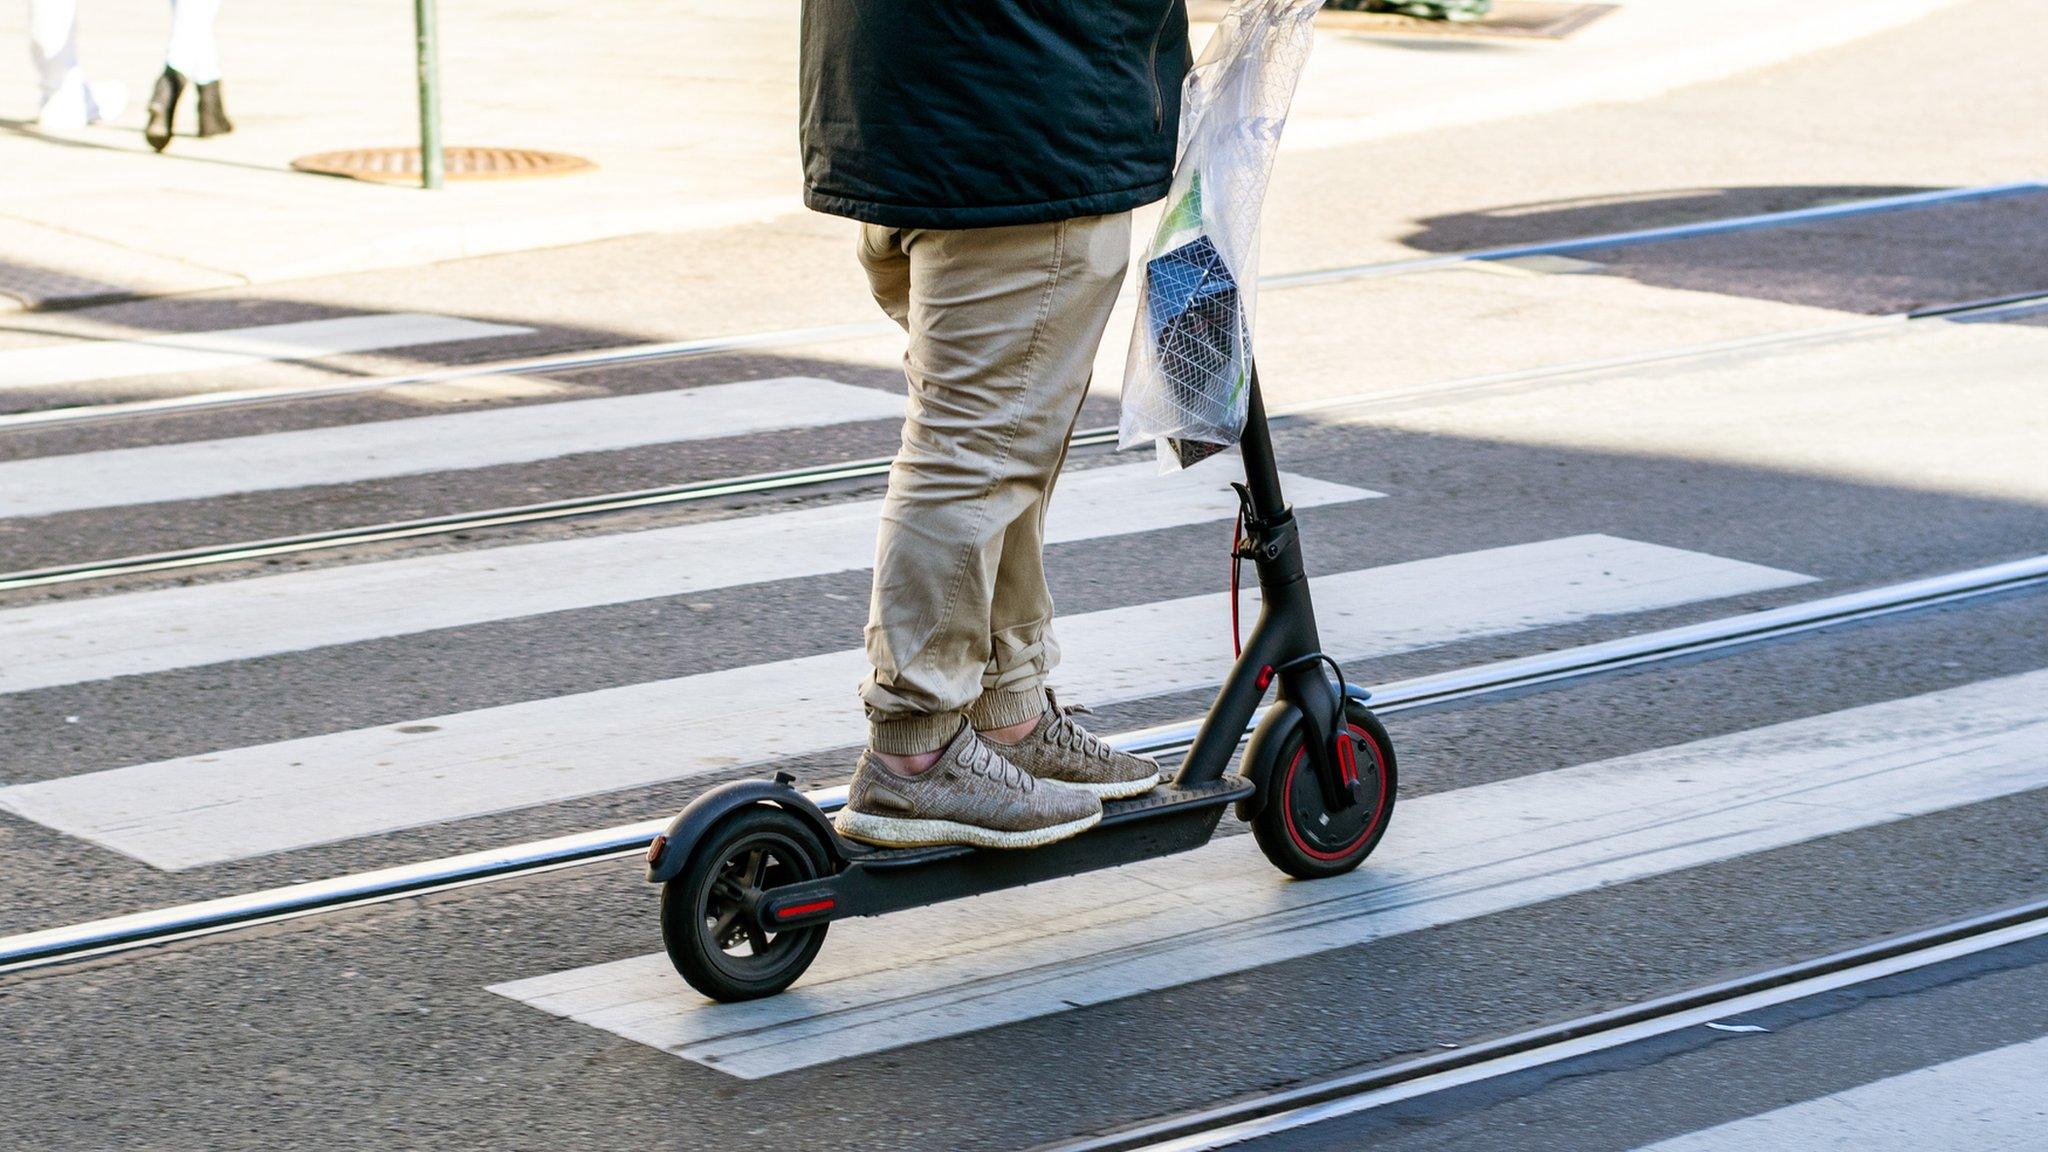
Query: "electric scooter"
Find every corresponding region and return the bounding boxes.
[644,366,1397,1002]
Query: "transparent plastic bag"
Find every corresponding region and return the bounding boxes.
[1120,0,1326,469]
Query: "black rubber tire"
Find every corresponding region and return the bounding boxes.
[661,805,831,1002]
[1250,701,1397,880]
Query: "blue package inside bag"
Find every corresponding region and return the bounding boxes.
[1145,235,1242,467]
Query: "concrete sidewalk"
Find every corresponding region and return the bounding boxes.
[0,0,1965,311]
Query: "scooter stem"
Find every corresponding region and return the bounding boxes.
[1236,368,1289,525]
[1173,363,1348,791]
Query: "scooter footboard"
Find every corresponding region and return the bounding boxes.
[757,776,1253,927]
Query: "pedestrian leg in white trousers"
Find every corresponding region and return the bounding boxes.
[27,0,80,100]
[26,0,126,126]
[164,0,220,84]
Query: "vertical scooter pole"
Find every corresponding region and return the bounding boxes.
[414,0,445,190]
[1235,364,1288,521]
[1175,361,1335,790]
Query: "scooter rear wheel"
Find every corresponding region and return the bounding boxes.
[1251,702,1397,880]
[661,805,831,1002]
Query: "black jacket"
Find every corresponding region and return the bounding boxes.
[799,0,1191,230]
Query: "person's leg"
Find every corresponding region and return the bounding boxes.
[860,214,1130,757]
[27,0,81,102]
[959,214,1165,799]
[28,0,123,127]
[969,368,1084,744]
[164,0,222,83]
[966,218,1123,736]
[151,0,229,149]
[836,215,1132,849]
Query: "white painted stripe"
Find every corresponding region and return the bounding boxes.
[1635,1033,2048,1151]
[488,668,2048,1079]
[0,313,530,391]
[0,458,1375,692]
[0,536,1811,869]
[0,377,903,519]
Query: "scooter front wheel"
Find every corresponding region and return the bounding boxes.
[661,805,831,1002]
[1250,702,1397,880]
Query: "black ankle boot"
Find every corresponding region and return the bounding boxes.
[145,67,184,152]
[196,81,233,138]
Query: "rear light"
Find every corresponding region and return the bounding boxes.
[772,898,836,922]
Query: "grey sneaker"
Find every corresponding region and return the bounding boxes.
[989,690,1162,800]
[835,723,1102,850]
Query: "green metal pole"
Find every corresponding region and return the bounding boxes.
[414,0,445,190]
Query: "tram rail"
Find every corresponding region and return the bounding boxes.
[3,550,2043,977]
[1051,896,2048,1151]
[6,287,2043,594]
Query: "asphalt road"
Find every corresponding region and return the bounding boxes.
[2,2,2046,1148]
[1211,924,2048,1151]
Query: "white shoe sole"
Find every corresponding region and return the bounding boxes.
[834,807,1101,850]
[37,77,127,129]
[1065,772,1163,800]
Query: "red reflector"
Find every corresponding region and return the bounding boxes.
[1256,665,1274,690]
[645,834,667,867]
[774,898,836,921]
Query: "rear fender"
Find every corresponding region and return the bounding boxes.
[644,778,842,883]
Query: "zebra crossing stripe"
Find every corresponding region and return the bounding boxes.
[0,313,530,391]
[0,535,1811,869]
[488,667,2048,1079]
[0,458,1372,692]
[0,377,904,520]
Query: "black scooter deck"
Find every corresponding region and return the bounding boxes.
[765,777,1255,925]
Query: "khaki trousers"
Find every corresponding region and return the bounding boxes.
[858,213,1133,754]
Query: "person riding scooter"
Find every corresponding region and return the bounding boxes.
[653,0,1391,1004]
[800,0,1193,850]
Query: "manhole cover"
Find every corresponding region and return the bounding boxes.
[1192,0,1616,40]
[290,146,595,184]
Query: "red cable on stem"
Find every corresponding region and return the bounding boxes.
[1230,509,1245,657]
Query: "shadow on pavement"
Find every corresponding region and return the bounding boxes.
[1404,183,2048,318]
[0,256,143,314]
[1398,184,1939,250]
[0,115,342,177]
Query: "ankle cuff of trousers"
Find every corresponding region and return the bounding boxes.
[869,711,966,757]
[966,684,1049,731]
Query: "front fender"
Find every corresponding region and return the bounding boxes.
[1234,687,1378,822]
[1234,702,1304,824]
[644,778,842,883]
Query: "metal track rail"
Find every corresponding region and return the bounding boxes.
[0,446,1086,592]
[3,181,2035,434]
[1054,896,2048,1152]
[1282,288,2048,421]
[7,288,2042,594]
[3,550,2043,977]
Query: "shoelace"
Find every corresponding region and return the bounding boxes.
[1041,689,1116,763]
[959,735,1036,791]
